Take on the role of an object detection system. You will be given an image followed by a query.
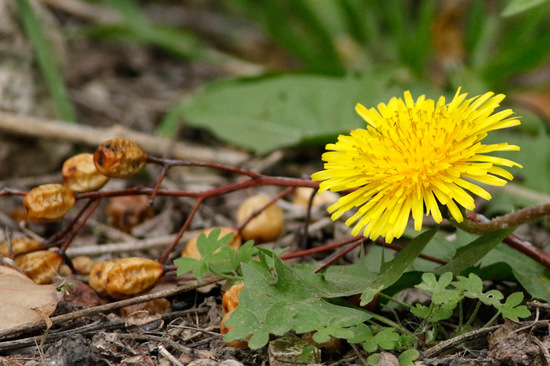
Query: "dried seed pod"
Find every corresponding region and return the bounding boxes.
[182,227,241,260]
[14,250,63,284]
[106,195,154,233]
[0,237,41,257]
[24,184,75,222]
[236,194,284,243]
[71,255,97,275]
[220,310,249,349]
[58,264,72,276]
[88,260,115,297]
[105,257,163,299]
[93,139,147,178]
[293,187,339,210]
[62,153,110,193]
[120,298,171,317]
[222,282,244,315]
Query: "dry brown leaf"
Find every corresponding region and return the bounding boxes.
[0,266,62,330]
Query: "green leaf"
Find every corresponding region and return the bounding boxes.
[173,256,205,277]
[360,229,437,305]
[416,272,461,305]
[158,72,438,153]
[497,292,531,321]
[374,328,400,350]
[411,301,455,322]
[398,349,420,366]
[16,0,75,122]
[480,243,550,302]
[502,0,550,16]
[224,252,371,349]
[173,229,254,279]
[433,227,516,276]
[454,273,503,307]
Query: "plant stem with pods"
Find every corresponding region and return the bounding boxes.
[4,155,550,271]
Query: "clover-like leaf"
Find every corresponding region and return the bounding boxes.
[416,272,461,306]
[375,328,401,350]
[498,292,531,321]
[174,256,206,277]
[398,349,420,366]
[454,273,484,297]
[174,229,256,279]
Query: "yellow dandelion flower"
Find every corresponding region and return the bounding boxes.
[311,88,522,243]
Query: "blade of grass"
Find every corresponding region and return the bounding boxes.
[103,0,262,75]
[16,0,75,122]
[288,0,343,72]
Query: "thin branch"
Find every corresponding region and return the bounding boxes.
[461,212,550,269]
[0,112,248,165]
[158,197,203,264]
[64,233,200,257]
[455,205,550,234]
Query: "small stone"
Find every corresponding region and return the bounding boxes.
[268,335,321,366]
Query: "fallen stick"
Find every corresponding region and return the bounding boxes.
[0,112,248,165]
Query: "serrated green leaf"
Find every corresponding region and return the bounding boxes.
[174,229,253,279]
[196,228,227,257]
[374,328,400,350]
[479,290,505,308]
[224,252,371,349]
[498,292,531,321]
[360,229,437,305]
[347,323,373,344]
[236,240,257,264]
[416,272,461,306]
[173,256,202,276]
[454,273,483,296]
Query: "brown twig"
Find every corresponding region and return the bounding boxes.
[0,112,248,165]
[58,198,101,255]
[280,235,363,260]
[314,240,364,273]
[158,197,204,264]
[457,206,550,234]
[423,320,550,358]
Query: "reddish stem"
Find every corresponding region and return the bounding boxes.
[0,188,27,197]
[314,240,364,273]
[373,240,448,265]
[43,198,99,247]
[280,235,363,260]
[157,197,204,264]
[147,156,261,179]
[58,198,101,255]
[148,163,170,204]
[467,212,550,270]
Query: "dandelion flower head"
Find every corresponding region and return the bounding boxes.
[311,88,522,243]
